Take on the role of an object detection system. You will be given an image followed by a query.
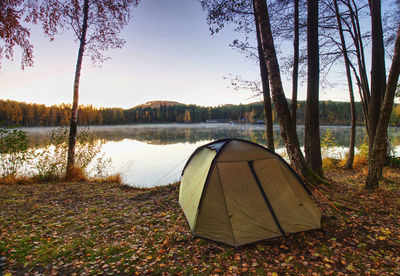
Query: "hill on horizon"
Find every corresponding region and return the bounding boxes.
[133,101,185,109]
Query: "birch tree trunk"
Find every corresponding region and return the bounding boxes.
[66,0,90,175]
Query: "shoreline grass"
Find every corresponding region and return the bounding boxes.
[1,167,399,275]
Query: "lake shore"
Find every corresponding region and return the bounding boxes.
[1,168,399,275]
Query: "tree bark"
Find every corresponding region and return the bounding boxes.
[304,0,323,177]
[253,0,324,186]
[254,2,274,151]
[368,0,386,178]
[366,25,400,190]
[333,0,356,169]
[66,0,89,174]
[346,82,357,169]
[345,0,370,127]
[291,0,299,126]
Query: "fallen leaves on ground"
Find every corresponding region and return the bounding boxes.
[0,167,399,275]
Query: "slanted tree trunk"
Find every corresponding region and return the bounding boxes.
[333,0,356,169]
[253,0,324,186]
[291,0,299,126]
[254,2,274,151]
[304,0,323,177]
[368,0,386,178]
[366,25,400,190]
[344,0,370,127]
[66,0,89,175]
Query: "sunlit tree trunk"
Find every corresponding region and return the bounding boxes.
[304,0,323,177]
[253,0,324,186]
[333,0,356,169]
[346,84,357,169]
[291,0,299,126]
[66,0,89,175]
[254,2,274,151]
[366,25,400,190]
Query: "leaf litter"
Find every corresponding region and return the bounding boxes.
[0,167,399,275]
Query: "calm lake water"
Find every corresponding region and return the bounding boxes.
[23,123,400,187]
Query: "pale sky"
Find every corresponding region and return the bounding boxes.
[0,0,377,109]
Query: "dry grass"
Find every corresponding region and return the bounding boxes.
[92,173,123,185]
[322,157,341,169]
[336,154,368,170]
[0,175,31,185]
[64,166,88,182]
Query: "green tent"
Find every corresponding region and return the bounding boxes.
[179,138,321,246]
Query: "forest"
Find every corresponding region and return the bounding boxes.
[0,98,386,126]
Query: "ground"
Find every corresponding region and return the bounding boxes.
[0,168,399,275]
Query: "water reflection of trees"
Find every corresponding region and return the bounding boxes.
[23,124,393,149]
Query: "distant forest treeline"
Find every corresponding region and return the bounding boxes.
[2,99,400,127]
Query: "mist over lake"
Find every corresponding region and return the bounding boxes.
[23,123,400,187]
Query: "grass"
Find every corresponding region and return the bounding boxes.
[0,167,399,275]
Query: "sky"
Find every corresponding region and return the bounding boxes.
[0,0,371,109]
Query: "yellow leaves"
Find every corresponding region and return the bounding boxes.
[377,236,386,240]
[146,255,152,260]
[228,265,238,271]
[379,227,391,235]
[271,273,279,276]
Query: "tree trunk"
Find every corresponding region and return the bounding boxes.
[304,0,323,177]
[333,0,356,169]
[346,84,357,169]
[66,0,89,175]
[254,2,275,151]
[345,0,370,126]
[252,0,324,186]
[368,0,386,179]
[366,25,400,190]
[291,0,299,126]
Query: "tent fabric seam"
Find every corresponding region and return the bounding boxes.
[248,160,285,236]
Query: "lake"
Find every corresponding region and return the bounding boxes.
[23,123,400,187]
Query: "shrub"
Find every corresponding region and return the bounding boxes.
[320,129,336,159]
[0,127,32,177]
[33,127,111,181]
[0,126,112,182]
